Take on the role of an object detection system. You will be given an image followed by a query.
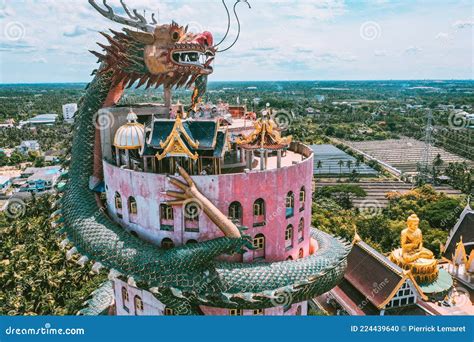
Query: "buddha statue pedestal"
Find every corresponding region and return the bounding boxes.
[389,214,439,284]
[389,248,439,284]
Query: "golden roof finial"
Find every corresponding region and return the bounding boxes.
[352,227,362,244]
[452,236,467,266]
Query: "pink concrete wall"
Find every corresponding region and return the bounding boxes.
[200,302,308,316]
[114,279,166,316]
[103,146,313,262]
[113,278,308,316]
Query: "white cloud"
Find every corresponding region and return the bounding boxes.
[63,25,89,38]
[435,32,449,40]
[404,46,422,55]
[0,0,472,82]
[31,57,47,64]
[452,18,474,29]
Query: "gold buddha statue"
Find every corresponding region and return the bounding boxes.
[401,214,434,262]
[389,214,438,284]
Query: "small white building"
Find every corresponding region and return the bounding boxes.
[18,140,40,154]
[19,114,58,127]
[62,103,78,124]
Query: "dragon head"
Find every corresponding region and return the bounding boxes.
[89,0,216,90]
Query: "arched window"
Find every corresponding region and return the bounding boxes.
[286,191,294,218]
[286,256,293,261]
[121,286,129,303]
[161,238,174,250]
[299,186,306,211]
[184,202,200,232]
[128,196,137,215]
[134,295,143,313]
[285,225,293,249]
[298,248,304,259]
[164,307,174,316]
[253,198,265,227]
[228,201,243,225]
[296,305,302,316]
[253,309,264,315]
[253,233,265,260]
[186,239,198,244]
[115,192,122,210]
[229,309,243,316]
[298,218,304,243]
[160,204,174,231]
[253,234,265,250]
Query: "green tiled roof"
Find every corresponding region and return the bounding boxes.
[213,131,226,158]
[144,119,221,157]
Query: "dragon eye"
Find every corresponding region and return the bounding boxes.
[171,31,180,41]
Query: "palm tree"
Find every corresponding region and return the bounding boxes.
[346,160,353,172]
[337,159,344,175]
[355,159,361,169]
[316,160,323,174]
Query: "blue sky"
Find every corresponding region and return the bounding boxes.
[0,0,472,83]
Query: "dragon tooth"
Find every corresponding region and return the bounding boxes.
[91,262,103,274]
[66,247,78,260]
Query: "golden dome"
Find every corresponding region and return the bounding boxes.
[113,109,145,149]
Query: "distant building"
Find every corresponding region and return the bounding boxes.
[228,105,247,118]
[315,95,325,102]
[18,140,40,154]
[0,118,15,128]
[62,103,78,124]
[20,166,61,192]
[0,176,12,196]
[20,113,58,127]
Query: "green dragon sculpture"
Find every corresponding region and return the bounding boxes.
[55,0,351,315]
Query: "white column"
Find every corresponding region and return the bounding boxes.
[277,150,282,168]
[125,149,130,168]
[115,147,120,166]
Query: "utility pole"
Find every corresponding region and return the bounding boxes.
[418,109,433,184]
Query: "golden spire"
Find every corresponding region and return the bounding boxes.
[236,115,292,150]
[452,236,467,266]
[156,117,199,160]
[466,249,474,273]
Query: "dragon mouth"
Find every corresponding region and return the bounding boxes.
[171,49,215,73]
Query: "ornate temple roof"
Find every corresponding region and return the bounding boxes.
[326,238,427,313]
[114,109,145,150]
[143,118,226,160]
[236,116,292,150]
[444,203,474,258]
